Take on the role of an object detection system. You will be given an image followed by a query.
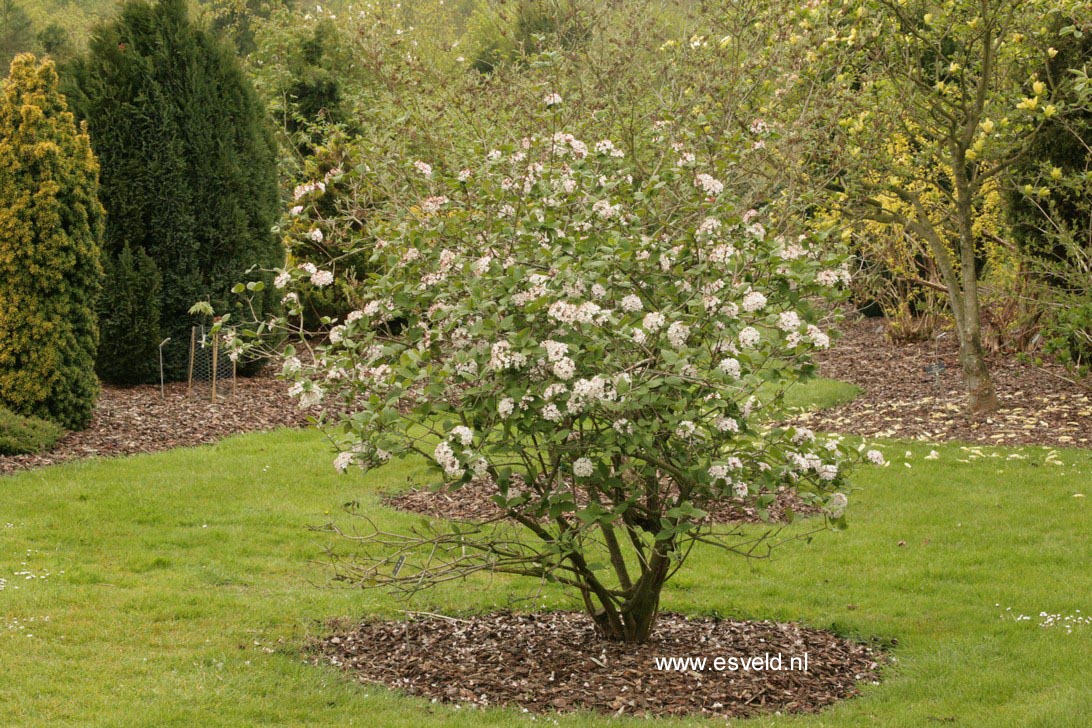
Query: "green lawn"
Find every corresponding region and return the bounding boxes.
[1,426,1089,725]
[776,377,861,414]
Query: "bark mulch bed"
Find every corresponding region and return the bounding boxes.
[314,610,883,719]
[0,377,309,476]
[384,477,819,525]
[790,316,1092,448]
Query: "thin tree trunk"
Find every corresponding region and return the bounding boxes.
[957,325,999,414]
[890,185,1001,416]
[950,143,1001,415]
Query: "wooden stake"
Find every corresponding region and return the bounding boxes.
[210,331,218,402]
[187,327,196,397]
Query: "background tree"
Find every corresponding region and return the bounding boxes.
[36,22,72,60]
[465,0,595,74]
[63,0,281,381]
[1004,14,1092,370]
[0,54,103,429]
[203,0,295,55]
[0,0,35,70]
[810,0,1078,415]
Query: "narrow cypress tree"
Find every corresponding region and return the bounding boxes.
[64,0,282,381]
[0,54,103,430]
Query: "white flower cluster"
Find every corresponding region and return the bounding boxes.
[550,132,588,159]
[552,357,576,381]
[742,290,767,312]
[293,180,325,200]
[490,341,528,370]
[434,441,462,477]
[594,139,625,158]
[696,217,721,239]
[420,195,448,214]
[816,267,852,287]
[738,326,761,349]
[714,416,739,433]
[667,321,689,349]
[787,450,839,482]
[694,173,724,196]
[718,357,741,378]
[827,492,848,518]
[642,312,665,332]
[287,380,323,409]
[334,451,355,473]
[778,310,802,332]
[567,375,616,414]
[592,199,622,219]
[548,300,607,326]
[451,426,474,446]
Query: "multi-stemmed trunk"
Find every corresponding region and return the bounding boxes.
[576,539,672,644]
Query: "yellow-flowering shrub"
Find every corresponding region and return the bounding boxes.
[831,131,1017,342]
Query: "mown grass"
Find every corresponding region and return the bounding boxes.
[775,377,860,414]
[1,398,1089,726]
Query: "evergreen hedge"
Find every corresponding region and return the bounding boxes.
[96,245,163,386]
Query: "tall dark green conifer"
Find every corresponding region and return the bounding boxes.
[64,0,282,381]
[97,245,163,386]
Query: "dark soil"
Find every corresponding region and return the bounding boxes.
[384,478,820,525]
[792,317,1092,448]
[314,610,883,719]
[0,376,309,476]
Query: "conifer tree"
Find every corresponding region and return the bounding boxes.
[97,245,163,386]
[0,54,103,430]
[64,0,281,380]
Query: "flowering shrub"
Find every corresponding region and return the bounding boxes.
[263,95,865,643]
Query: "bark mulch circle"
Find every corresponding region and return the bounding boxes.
[0,376,310,476]
[797,316,1092,448]
[314,610,883,719]
[383,477,820,525]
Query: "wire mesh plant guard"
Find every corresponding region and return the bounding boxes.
[186,324,237,401]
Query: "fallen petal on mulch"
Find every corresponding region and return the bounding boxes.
[792,317,1092,448]
[314,611,883,719]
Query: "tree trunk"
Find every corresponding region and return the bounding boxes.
[586,544,671,644]
[949,144,1001,417]
[957,323,1000,415]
